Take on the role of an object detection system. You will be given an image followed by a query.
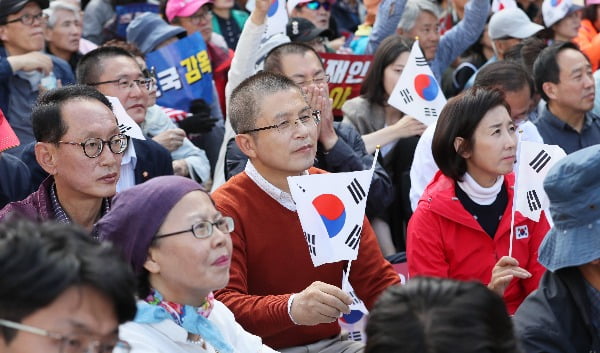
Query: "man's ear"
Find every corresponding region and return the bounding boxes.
[235,134,258,159]
[0,26,7,42]
[454,136,470,159]
[542,82,558,101]
[35,142,59,175]
[143,247,161,274]
[396,27,404,36]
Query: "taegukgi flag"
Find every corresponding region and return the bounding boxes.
[287,153,378,267]
[246,0,288,37]
[515,141,566,222]
[387,40,447,126]
[491,0,517,13]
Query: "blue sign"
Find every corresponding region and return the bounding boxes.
[114,4,159,39]
[146,32,214,111]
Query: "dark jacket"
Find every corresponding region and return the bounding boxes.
[0,176,54,222]
[0,152,31,208]
[225,122,393,218]
[18,138,173,191]
[513,267,600,353]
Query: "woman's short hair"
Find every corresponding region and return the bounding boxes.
[431,87,510,182]
[360,36,413,106]
[365,277,520,353]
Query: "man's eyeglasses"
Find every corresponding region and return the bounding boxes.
[298,1,331,11]
[293,74,330,87]
[88,78,153,91]
[0,319,131,353]
[240,110,321,134]
[5,12,45,25]
[142,67,156,80]
[58,134,128,158]
[155,216,235,240]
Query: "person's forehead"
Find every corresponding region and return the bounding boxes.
[60,99,118,135]
[54,8,78,20]
[281,51,323,75]
[98,56,142,78]
[258,88,307,120]
[557,48,589,72]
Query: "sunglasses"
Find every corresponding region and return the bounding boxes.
[299,0,331,11]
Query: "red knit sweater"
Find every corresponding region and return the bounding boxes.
[212,167,400,349]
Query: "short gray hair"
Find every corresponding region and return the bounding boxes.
[397,0,441,33]
[43,1,80,28]
[229,72,303,134]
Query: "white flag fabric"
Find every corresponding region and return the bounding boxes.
[288,158,377,267]
[246,0,288,38]
[106,96,146,140]
[491,0,517,13]
[387,40,447,126]
[342,262,368,313]
[515,141,566,221]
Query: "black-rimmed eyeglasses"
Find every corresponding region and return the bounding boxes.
[240,110,321,134]
[57,134,128,158]
[0,319,131,353]
[155,217,235,240]
[5,12,45,26]
[88,78,152,91]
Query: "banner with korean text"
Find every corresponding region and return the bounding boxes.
[321,53,372,118]
[146,32,214,112]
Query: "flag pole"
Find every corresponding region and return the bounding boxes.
[509,128,524,257]
[371,145,380,170]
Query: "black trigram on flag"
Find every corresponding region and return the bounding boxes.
[526,189,542,212]
[415,56,428,67]
[529,150,551,173]
[424,107,437,118]
[347,178,366,204]
[118,123,133,134]
[399,88,414,104]
[304,232,317,256]
[348,331,363,341]
[349,290,361,305]
[345,224,362,250]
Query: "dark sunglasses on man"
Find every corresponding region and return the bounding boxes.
[298,0,331,11]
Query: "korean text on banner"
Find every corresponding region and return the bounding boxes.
[146,32,214,111]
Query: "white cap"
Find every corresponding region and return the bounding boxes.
[488,8,544,40]
[542,0,583,27]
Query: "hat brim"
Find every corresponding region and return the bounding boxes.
[538,218,600,272]
[166,0,213,22]
[0,0,49,23]
[501,22,544,39]
[144,26,186,54]
[294,27,333,42]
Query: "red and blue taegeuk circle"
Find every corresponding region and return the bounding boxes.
[312,194,346,238]
[414,74,439,101]
[268,0,278,16]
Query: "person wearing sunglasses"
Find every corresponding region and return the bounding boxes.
[0,219,137,353]
[0,0,75,147]
[0,85,125,232]
[287,0,349,51]
[97,175,278,353]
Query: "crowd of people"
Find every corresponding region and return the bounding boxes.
[1,0,600,350]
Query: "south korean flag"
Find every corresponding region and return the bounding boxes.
[387,40,447,126]
[288,151,378,267]
[515,141,566,222]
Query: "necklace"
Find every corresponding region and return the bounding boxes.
[187,335,207,349]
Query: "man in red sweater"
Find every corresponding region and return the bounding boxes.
[212,71,399,351]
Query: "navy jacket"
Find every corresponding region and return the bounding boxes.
[514,267,600,353]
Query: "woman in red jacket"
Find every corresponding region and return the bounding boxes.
[407,87,550,315]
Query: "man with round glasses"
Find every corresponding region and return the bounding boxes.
[0,85,125,233]
[0,0,75,146]
[0,219,137,353]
